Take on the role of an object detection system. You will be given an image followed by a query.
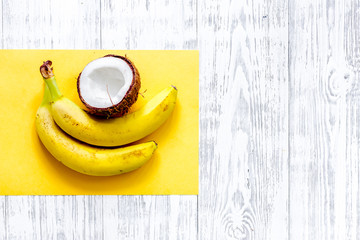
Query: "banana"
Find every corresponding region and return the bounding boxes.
[40,61,177,147]
[35,85,157,176]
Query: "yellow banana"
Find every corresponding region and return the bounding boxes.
[41,63,177,147]
[35,85,157,176]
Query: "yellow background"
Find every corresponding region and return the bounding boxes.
[0,50,199,195]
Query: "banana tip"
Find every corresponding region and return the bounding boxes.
[171,85,177,91]
[40,60,54,79]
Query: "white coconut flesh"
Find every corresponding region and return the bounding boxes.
[79,57,134,108]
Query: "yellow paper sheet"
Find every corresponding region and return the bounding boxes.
[0,50,198,195]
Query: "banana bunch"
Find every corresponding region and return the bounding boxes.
[35,61,177,176]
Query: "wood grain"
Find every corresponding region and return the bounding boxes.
[344,2,360,239]
[102,196,197,240]
[289,0,359,239]
[2,0,100,49]
[100,0,197,50]
[198,0,289,239]
[0,0,2,49]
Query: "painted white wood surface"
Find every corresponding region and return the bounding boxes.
[289,0,360,239]
[198,0,289,239]
[1,0,360,239]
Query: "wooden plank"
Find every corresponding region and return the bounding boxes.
[3,197,39,239]
[289,0,359,239]
[2,0,100,49]
[344,2,360,239]
[45,0,101,49]
[0,196,5,238]
[0,0,2,48]
[36,196,104,239]
[2,0,51,49]
[100,0,197,49]
[102,196,197,240]
[344,85,360,240]
[197,0,289,239]
[1,196,104,239]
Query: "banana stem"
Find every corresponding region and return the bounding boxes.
[45,77,63,101]
[40,60,63,101]
[40,85,52,107]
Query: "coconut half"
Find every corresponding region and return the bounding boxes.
[77,55,141,118]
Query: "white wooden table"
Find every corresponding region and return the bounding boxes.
[1,0,359,239]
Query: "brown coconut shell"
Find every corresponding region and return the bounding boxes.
[77,54,141,118]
